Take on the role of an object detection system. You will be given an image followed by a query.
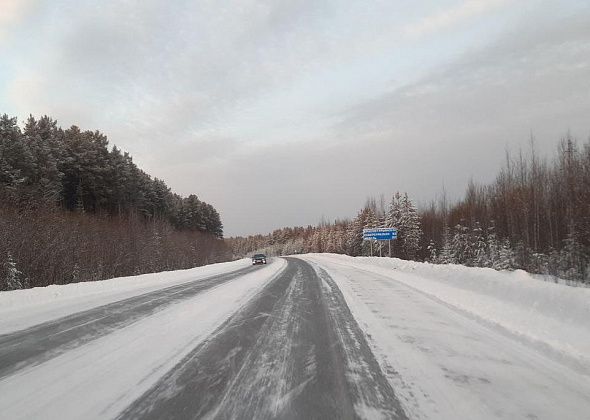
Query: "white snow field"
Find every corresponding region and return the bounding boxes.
[0,258,253,334]
[2,254,590,420]
[0,258,286,420]
[302,254,590,420]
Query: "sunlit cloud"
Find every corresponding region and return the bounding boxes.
[402,0,511,38]
[0,0,35,41]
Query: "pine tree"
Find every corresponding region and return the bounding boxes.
[362,206,379,256]
[486,222,501,268]
[427,240,437,262]
[559,226,586,280]
[385,192,403,230]
[71,263,81,283]
[451,223,470,264]
[22,115,63,203]
[385,192,403,257]
[438,224,455,264]
[472,222,488,267]
[75,180,85,213]
[0,114,31,197]
[494,239,516,271]
[346,208,368,256]
[400,193,422,260]
[3,252,28,290]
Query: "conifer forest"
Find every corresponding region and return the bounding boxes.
[2,112,589,289]
[230,135,590,283]
[0,114,228,290]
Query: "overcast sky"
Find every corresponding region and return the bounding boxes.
[1,0,589,236]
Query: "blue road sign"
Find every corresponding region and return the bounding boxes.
[363,228,398,241]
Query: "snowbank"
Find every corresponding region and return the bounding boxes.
[0,258,288,420]
[0,258,254,334]
[303,254,590,371]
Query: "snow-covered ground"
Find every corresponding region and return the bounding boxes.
[0,258,252,334]
[302,254,590,420]
[3,254,589,419]
[0,259,286,420]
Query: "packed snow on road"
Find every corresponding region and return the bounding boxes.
[302,254,590,420]
[1,255,589,420]
[0,259,286,419]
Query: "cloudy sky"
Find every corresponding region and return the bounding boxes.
[1,0,589,236]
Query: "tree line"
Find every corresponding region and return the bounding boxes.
[1,114,228,290]
[229,134,590,283]
[228,194,424,260]
[0,114,222,235]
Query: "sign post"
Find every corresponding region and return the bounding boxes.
[363,228,398,257]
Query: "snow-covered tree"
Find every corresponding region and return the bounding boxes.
[384,193,403,231]
[494,239,516,271]
[400,193,422,260]
[437,224,455,264]
[451,223,470,264]
[346,209,366,256]
[384,192,404,258]
[71,263,81,283]
[486,223,501,267]
[471,222,488,267]
[362,206,379,256]
[427,240,437,262]
[559,227,586,280]
[3,252,28,290]
[22,115,63,203]
[0,114,30,195]
[383,192,422,259]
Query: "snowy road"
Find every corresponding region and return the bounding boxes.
[0,260,285,419]
[1,255,589,419]
[303,254,590,420]
[0,265,257,379]
[120,258,405,419]
[0,257,407,419]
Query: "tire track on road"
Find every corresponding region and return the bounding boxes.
[0,265,259,379]
[120,258,407,420]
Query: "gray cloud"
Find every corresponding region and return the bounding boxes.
[188,3,590,236]
[2,0,589,236]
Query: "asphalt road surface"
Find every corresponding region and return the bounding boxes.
[3,256,589,420]
[119,258,406,419]
[0,258,407,419]
[0,264,258,379]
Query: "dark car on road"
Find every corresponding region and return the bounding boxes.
[252,254,267,265]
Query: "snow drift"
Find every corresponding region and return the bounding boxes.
[0,258,253,334]
[303,254,590,372]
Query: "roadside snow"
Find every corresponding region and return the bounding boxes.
[303,254,590,370]
[302,254,590,420]
[0,259,253,334]
[0,258,287,420]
